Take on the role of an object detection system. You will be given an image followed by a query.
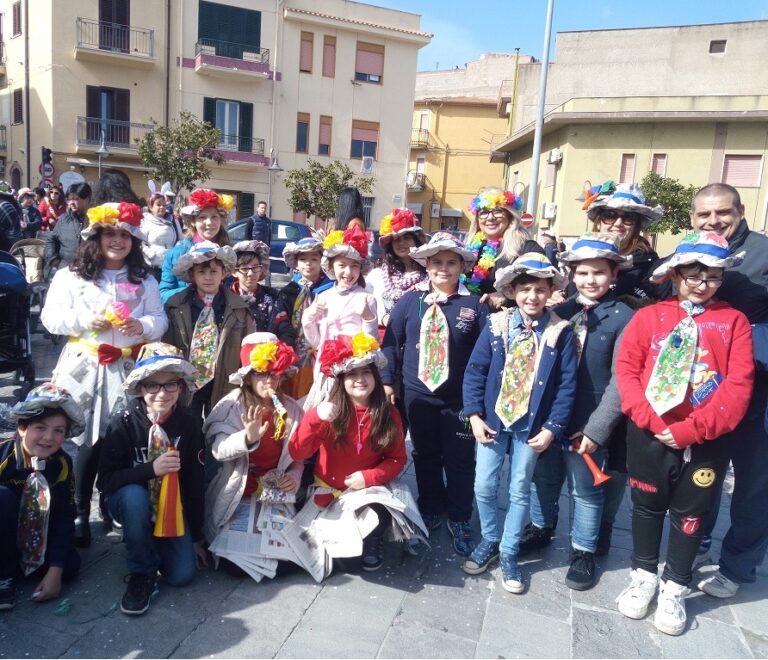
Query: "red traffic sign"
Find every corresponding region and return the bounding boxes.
[39,163,55,177]
[520,212,534,228]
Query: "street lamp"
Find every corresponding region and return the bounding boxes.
[266,151,283,217]
[97,129,110,179]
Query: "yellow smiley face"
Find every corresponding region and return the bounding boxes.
[692,468,716,488]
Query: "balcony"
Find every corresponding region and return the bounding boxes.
[75,116,153,152]
[410,128,430,148]
[194,39,271,81]
[74,18,156,69]
[406,171,427,191]
[214,133,268,166]
[0,125,7,151]
[0,43,6,76]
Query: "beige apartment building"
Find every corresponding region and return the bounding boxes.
[0,0,429,225]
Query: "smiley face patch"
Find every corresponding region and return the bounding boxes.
[692,468,716,488]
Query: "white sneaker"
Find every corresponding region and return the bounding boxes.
[698,570,739,598]
[616,568,659,619]
[654,579,689,636]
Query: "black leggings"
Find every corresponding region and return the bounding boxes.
[74,441,102,513]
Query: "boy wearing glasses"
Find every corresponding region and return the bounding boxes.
[98,343,207,616]
[614,232,754,636]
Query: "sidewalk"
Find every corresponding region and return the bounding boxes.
[1,333,767,658]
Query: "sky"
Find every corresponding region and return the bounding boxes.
[371,0,768,71]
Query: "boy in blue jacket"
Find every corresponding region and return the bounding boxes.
[462,252,577,593]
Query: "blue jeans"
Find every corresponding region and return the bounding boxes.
[474,430,538,556]
[530,445,607,552]
[108,484,196,586]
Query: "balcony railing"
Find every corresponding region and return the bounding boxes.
[196,38,269,64]
[0,125,7,151]
[76,116,153,150]
[76,17,154,58]
[406,171,426,191]
[216,133,265,155]
[410,128,430,147]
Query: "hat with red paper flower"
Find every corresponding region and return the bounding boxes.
[378,208,425,247]
[82,202,146,241]
[321,224,371,278]
[181,188,235,217]
[319,333,387,377]
[229,332,299,385]
[468,186,524,217]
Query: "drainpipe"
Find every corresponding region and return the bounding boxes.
[23,0,30,185]
[268,0,283,166]
[177,0,184,116]
[164,0,171,127]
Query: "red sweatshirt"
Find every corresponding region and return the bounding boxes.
[289,404,406,490]
[616,298,754,448]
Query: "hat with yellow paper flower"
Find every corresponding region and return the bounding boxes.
[82,201,146,242]
[319,333,387,377]
[122,342,199,396]
[172,240,237,281]
[229,332,299,385]
[378,208,426,247]
[181,188,234,217]
[321,224,371,278]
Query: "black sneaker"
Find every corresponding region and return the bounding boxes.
[74,514,91,548]
[361,534,384,572]
[421,513,442,532]
[518,523,553,555]
[565,550,596,591]
[0,577,16,610]
[595,522,613,557]
[447,520,475,557]
[121,574,155,615]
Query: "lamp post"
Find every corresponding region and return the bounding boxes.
[266,151,283,217]
[97,129,110,179]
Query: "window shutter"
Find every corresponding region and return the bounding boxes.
[239,192,255,220]
[319,116,331,145]
[619,153,636,184]
[651,153,667,176]
[722,155,762,187]
[322,36,336,77]
[86,85,100,119]
[114,88,130,122]
[12,89,22,124]
[238,102,253,152]
[300,32,313,73]
[355,42,384,76]
[351,126,379,142]
[115,0,130,26]
[203,97,216,126]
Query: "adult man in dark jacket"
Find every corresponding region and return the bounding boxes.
[43,183,91,269]
[244,200,271,245]
[0,190,23,252]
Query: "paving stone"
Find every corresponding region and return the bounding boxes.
[0,617,79,659]
[378,619,477,658]
[727,578,768,638]
[572,606,660,658]
[742,628,768,658]
[658,616,750,658]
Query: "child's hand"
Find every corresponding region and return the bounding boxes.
[654,428,680,449]
[278,474,299,493]
[479,291,506,310]
[242,405,269,446]
[344,471,366,490]
[528,429,555,453]
[316,400,338,422]
[469,415,497,445]
[117,317,144,336]
[193,542,208,569]
[31,566,62,602]
[88,315,112,332]
[153,450,180,476]
[546,290,566,307]
[383,385,396,405]
[306,300,326,322]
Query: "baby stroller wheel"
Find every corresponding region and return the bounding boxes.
[20,362,35,397]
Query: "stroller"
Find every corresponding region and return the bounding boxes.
[10,238,60,343]
[0,250,35,396]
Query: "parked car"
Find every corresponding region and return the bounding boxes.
[227,218,314,274]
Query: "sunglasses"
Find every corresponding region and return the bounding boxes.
[598,210,644,225]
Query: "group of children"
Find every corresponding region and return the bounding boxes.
[0,186,756,638]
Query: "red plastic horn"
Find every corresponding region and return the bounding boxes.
[572,440,611,486]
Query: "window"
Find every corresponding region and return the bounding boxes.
[351,120,379,159]
[361,196,375,226]
[651,153,667,176]
[296,112,309,153]
[99,0,130,52]
[722,155,762,187]
[322,35,336,77]
[355,42,384,83]
[239,192,255,219]
[319,115,332,155]
[415,157,425,174]
[203,97,254,152]
[299,32,313,73]
[619,153,636,184]
[86,86,130,144]
[709,40,727,54]
[198,1,261,59]
[419,111,429,130]
[12,1,20,37]
[12,89,22,124]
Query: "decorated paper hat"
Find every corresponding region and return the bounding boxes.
[321,225,371,278]
[283,237,324,270]
[494,252,568,291]
[649,232,744,284]
[233,240,270,263]
[378,208,425,247]
[16,187,34,200]
[468,187,523,216]
[586,182,663,227]
[409,231,477,268]
[7,383,85,437]
[558,232,633,268]
[123,342,198,395]
[229,332,299,385]
[181,188,234,216]
[319,333,387,377]
[82,202,146,242]
[172,241,237,281]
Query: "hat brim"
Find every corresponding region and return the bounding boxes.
[321,245,371,279]
[558,247,633,270]
[283,241,323,271]
[494,264,568,292]
[82,222,147,243]
[8,393,86,438]
[586,198,663,227]
[123,357,199,395]
[173,246,237,281]
[330,351,388,377]
[228,363,298,386]
[409,242,477,268]
[378,226,426,247]
[649,251,744,284]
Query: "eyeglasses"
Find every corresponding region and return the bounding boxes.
[478,210,508,220]
[141,380,182,394]
[598,210,643,225]
[682,275,723,289]
[237,265,264,274]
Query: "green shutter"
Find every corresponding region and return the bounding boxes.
[238,102,253,152]
[203,97,216,126]
[240,192,255,220]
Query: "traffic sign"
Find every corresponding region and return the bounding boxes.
[520,212,535,229]
[41,177,54,187]
[39,162,55,177]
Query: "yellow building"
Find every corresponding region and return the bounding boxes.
[0,0,430,225]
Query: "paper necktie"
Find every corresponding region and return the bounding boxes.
[189,294,219,388]
[495,317,538,428]
[418,291,450,391]
[569,295,598,364]
[645,300,705,416]
[147,415,184,538]
[17,456,51,576]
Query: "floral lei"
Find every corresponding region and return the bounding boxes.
[462,231,501,293]
[382,265,426,310]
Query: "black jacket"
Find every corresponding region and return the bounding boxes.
[0,193,23,252]
[244,213,271,245]
[44,210,86,267]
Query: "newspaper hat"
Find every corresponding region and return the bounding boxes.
[378,208,425,247]
[321,225,371,279]
[283,237,324,271]
[82,202,146,242]
[230,332,299,385]
[409,231,477,268]
[233,240,270,263]
[468,187,524,216]
[123,342,198,395]
[586,182,663,227]
[7,383,85,437]
[172,241,237,281]
[319,333,387,377]
[558,232,633,268]
[649,232,744,284]
[17,187,34,200]
[494,252,567,291]
[181,188,234,217]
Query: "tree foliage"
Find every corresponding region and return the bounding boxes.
[641,172,698,235]
[137,111,225,193]
[284,159,374,224]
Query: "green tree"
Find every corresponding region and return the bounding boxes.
[137,111,225,193]
[640,172,698,235]
[284,159,374,226]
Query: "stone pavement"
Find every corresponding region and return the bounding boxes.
[1,333,767,658]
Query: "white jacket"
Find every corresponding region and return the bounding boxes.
[141,212,183,268]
